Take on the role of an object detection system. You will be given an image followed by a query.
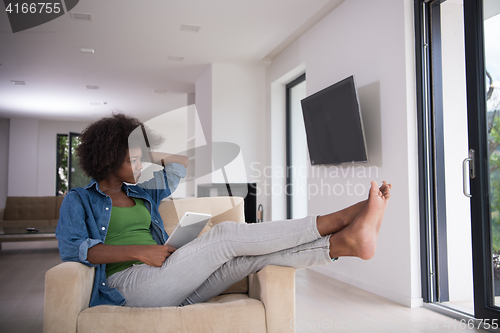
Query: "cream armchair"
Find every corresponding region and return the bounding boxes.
[44,197,296,333]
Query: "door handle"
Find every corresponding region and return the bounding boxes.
[462,149,475,198]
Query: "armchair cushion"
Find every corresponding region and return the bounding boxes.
[77,295,266,333]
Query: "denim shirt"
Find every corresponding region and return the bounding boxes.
[56,163,186,307]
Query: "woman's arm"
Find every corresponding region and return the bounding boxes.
[149,152,189,168]
[87,243,177,267]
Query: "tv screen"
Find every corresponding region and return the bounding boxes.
[301,75,367,165]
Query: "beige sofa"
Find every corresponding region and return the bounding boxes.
[44,197,296,333]
[0,196,64,228]
[0,196,64,245]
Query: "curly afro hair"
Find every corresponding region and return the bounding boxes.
[77,113,163,181]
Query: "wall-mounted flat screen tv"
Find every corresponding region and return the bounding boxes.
[301,75,367,165]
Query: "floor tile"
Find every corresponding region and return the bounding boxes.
[28,315,43,333]
[0,317,36,333]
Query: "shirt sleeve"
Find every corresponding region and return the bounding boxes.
[164,163,187,193]
[136,162,187,202]
[56,191,103,268]
[78,238,103,266]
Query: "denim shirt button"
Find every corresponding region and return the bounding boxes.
[102,282,105,286]
[101,227,105,231]
[105,207,109,210]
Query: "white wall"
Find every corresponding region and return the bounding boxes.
[8,119,39,196]
[211,63,266,184]
[8,118,89,197]
[195,64,268,209]
[195,66,213,190]
[266,0,421,307]
[0,118,9,209]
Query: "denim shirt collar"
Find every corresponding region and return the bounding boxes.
[86,179,140,197]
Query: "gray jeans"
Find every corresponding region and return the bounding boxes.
[107,215,333,307]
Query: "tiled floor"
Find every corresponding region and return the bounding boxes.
[0,242,61,333]
[294,269,486,332]
[0,242,487,333]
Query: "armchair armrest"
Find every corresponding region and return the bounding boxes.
[248,265,296,333]
[44,262,95,333]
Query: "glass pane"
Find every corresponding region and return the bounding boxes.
[69,134,91,189]
[56,134,68,196]
[484,0,500,308]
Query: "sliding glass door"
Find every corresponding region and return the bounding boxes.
[416,0,500,322]
[465,0,500,320]
[483,0,500,310]
[417,0,474,313]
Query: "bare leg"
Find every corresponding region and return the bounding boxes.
[328,181,389,260]
[316,181,391,236]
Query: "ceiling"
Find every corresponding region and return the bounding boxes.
[0,0,343,122]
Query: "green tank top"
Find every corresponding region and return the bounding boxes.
[104,198,157,277]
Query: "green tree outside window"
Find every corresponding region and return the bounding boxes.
[56,133,90,196]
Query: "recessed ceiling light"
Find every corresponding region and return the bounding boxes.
[180,24,201,32]
[154,89,167,94]
[86,85,99,90]
[79,48,95,54]
[11,80,25,85]
[168,55,184,61]
[70,12,93,21]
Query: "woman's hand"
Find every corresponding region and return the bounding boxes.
[135,244,177,267]
[87,244,177,267]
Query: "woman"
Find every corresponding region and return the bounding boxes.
[56,113,391,308]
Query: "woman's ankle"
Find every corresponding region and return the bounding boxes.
[316,213,348,236]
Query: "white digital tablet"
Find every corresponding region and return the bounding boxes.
[165,212,212,249]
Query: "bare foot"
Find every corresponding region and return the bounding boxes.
[328,181,389,260]
[316,181,391,236]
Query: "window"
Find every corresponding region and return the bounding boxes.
[55,132,90,196]
[286,73,307,219]
[56,134,68,196]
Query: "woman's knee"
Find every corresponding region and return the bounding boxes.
[210,221,237,239]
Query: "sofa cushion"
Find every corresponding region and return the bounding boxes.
[4,196,57,221]
[0,220,52,228]
[77,294,266,333]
